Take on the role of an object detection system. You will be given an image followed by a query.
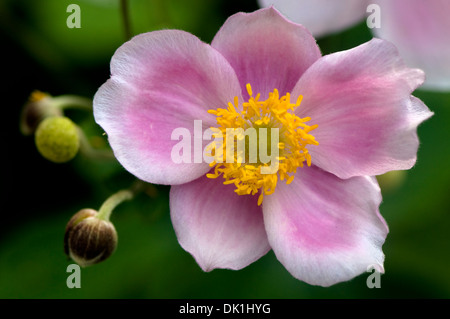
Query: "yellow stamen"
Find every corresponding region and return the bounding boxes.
[207,83,318,205]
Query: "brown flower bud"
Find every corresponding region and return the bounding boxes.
[64,209,118,267]
[20,91,63,135]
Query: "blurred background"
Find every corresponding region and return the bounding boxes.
[1,0,449,299]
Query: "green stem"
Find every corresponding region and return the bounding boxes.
[52,95,93,111]
[97,190,134,221]
[97,180,148,221]
[77,127,116,160]
[120,0,132,41]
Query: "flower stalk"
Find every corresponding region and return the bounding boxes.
[120,0,132,41]
[50,94,92,111]
[77,126,115,161]
[97,180,148,221]
[97,190,134,221]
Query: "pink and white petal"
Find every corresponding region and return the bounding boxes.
[372,0,450,91]
[211,7,321,99]
[258,0,367,38]
[263,165,388,287]
[292,38,433,179]
[170,174,270,272]
[94,30,243,185]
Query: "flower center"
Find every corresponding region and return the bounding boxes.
[206,83,318,205]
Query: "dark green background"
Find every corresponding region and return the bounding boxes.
[1,0,449,299]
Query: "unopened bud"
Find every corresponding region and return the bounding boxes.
[20,91,63,135]
[64,209,118,267]
[35,116,80,163]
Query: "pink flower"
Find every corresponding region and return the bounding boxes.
[93,7,432,286]
[259,0,450,91]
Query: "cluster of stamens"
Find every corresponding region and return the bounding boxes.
[206,84,318,205]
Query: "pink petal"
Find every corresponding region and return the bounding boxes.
[170,174,270,271]
[211,7,321,99]
[263,165,388,287]
[258,0,367,37]
[292,38,433,179]
[94,30,243,185]
[372,0,450,91]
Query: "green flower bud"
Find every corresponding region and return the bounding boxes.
[64,209,118,267]
[35,116,80,163]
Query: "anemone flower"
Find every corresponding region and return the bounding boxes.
[93,7,432,286]
[259,0,450,91]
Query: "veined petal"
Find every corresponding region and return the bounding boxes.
[292,38,433,179]
[372,0,450,91]
[212,7,321,99]
[258,0,367,37]
[94,30,243,185]
[170,174,270,271]
[263,165,388,287]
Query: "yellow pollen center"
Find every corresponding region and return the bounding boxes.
[206,83,319,205]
